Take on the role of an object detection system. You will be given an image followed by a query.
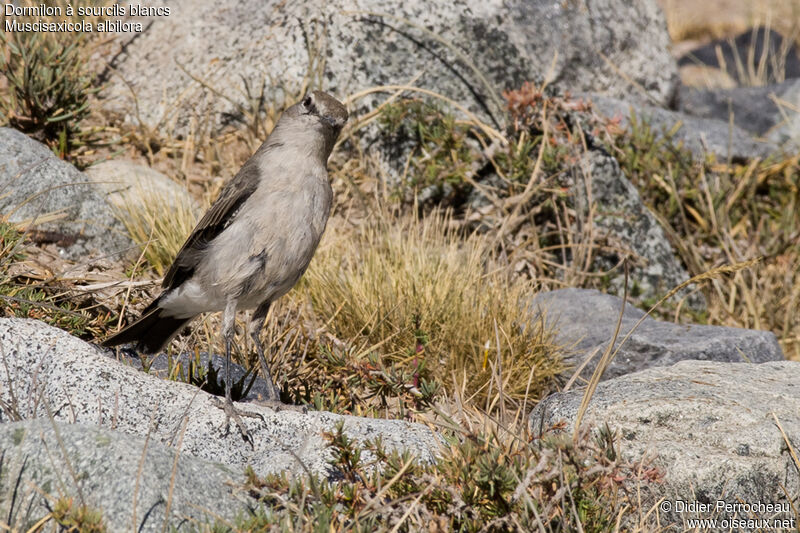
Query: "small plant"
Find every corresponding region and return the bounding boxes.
[0,30,97,156]
[378,91,578,200]
[293,344,441,418]
[50,496,107,532]
[324,421,367,483]
[0,219,27,276]
[237,419,656,532]
[379,98,479,197]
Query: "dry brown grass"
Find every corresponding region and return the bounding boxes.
[659,0,800,43]
[110,183,199,277]
[302,209,565,407]
[659,0,800,87]
[704,252,800,360]
[606,112,800,361]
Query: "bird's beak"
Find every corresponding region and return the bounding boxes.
[321,116,340,129]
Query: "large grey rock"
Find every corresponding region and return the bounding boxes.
[530,288,783,380]
[0,128,135,260]
[0,318,441,478]
[84,159,200,216]
[570,151,700,307]
[589,94,777,161]
[530,360,800,525]
[101,0,676,137]
[0,419,252,531]
[677,79,800,151]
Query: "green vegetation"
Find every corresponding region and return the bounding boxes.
[606,113,800,358]
[0,220,115,339]
[379,99,478,192]
[0,0,123,165]
[0,30,97,158]
[0,8,798,530]
[377,86,576,202]
[51,497,106,532]
[234,420,649,532]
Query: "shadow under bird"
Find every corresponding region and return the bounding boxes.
[103,91,348,441]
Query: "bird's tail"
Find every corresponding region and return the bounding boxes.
[102,306,192,355]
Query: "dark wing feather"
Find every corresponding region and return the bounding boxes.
[162,162,260,290]
[101,304,191,354]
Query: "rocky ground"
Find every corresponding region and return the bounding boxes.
[0,0,798,530]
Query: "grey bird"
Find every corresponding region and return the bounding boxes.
[103,91,348,440]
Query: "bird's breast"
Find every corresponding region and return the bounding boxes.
[198,174,332,308]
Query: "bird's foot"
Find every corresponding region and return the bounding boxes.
[212,396,264,446]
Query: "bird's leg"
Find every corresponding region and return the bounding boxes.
[248,301,306,413]
[213,299,262,444]
[224,335,233,403]
[249,300,280,400]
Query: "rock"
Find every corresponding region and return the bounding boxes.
[677,27,800,86]
[588,94,777,161]
[570,151,700,307]
[529,288,783,380]
[677,79,800,151]
[0,419,252,531]
[0,128,136,260]
[530,360,800,524]
[84,160,200,215]
[0,318,442,478]
[100,0,676,137]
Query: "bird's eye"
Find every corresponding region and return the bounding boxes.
[301,95,318,116]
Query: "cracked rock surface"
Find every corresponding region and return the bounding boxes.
[101,0,676,137]
[529,288,783,380]
[0,419,251,531]
[0,318,442,479]
[530,360,800,523]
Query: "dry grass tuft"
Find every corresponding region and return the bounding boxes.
[110,184,198,277]
[602,112,800,359]
[659,0,800,43]
[660,0,800,88]
[302,209,564,406]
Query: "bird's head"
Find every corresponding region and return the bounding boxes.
[278,90,348,158]
[300,91,348,133]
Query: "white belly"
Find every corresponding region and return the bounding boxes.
[159,184,330,319]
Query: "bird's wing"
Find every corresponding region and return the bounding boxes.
[162,162,260,290]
